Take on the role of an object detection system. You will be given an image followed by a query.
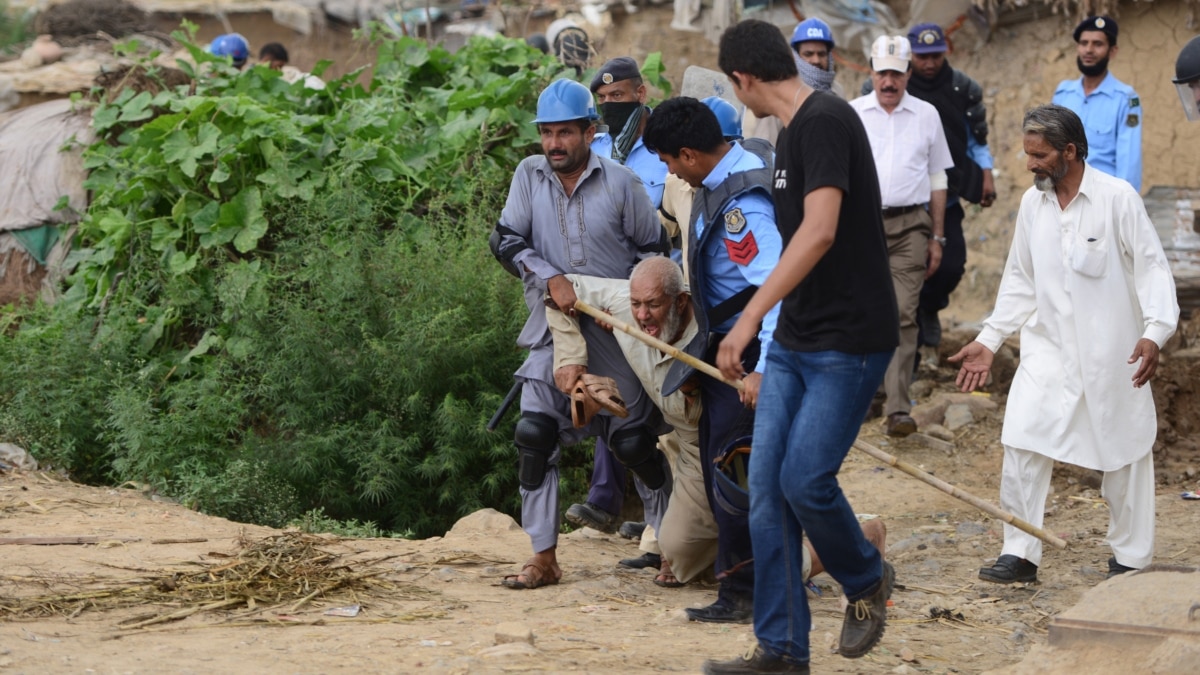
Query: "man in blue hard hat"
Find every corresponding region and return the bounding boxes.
[1052,16,1142,191]
[490,78,672,590]
[790,17,840,95]
[207,33,250,69]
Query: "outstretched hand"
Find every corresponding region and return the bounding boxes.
[947,341,994,392]
[1128,338,1160,388]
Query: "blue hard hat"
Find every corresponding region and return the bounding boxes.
[791,17,835,49]
[701,96,742,141]
[712,435,751,517]
[533,78,599,124]
[208,33,250,67]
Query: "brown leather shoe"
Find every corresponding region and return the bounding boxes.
[885,413,917,438]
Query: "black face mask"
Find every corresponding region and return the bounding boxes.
[1077,55,1109,78]
[599,101,641,134]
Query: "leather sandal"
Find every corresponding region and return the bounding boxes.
[501,559,560,590]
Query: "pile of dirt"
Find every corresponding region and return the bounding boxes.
[34,0,155,43]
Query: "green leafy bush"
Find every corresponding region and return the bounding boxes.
[0,28,618,536]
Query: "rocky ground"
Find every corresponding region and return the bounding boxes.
[1,347,1198,674]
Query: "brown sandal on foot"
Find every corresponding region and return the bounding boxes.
[502,559,561,590]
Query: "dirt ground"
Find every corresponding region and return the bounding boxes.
[1,360,1199,675]
[3,3,1200,674]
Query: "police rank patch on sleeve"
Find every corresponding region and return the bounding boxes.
[1130,96,1140,108]
[724,208,747,234]
[724,230,759,265]
[1127,113,1139,127]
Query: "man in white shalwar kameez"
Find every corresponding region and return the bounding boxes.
[950,104,1179,584]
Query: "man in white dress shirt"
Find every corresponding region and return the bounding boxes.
[950,104,1179,584]
[850,36,954,438]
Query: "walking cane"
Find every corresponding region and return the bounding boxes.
[574,299,1068,550]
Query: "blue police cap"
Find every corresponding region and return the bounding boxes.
[908,23,947,55]
[590,57,641,93]
[1073,15,1117,45]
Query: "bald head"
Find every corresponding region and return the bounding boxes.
[629,257,690,344]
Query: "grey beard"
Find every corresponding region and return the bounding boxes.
[1034,175,1055,192]
[795,55,836,92]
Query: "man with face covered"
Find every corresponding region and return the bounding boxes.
[1052,16,1142,191]
[950,104,1177,584]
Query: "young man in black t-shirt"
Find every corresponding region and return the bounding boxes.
[703,19,900,675]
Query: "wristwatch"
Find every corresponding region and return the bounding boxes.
[932,235,947,246]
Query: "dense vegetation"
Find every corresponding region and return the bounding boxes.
[0,28,602,537]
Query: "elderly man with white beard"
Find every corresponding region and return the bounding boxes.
[950,104,1179,584]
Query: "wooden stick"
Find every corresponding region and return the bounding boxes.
[0,536,141,545]
[574,299,1068,551]
[852,440,1067,549]
[573,300,744,390]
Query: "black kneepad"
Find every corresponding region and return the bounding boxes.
[610,427,668,490]
[515,412,557,490]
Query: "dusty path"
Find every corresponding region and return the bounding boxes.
[2,386,1199,674]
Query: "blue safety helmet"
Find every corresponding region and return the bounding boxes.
[208,33,250,67]
[790,18,835,50]
[712,435,752,517]
[702,96,742,141]
[533,78,599,124]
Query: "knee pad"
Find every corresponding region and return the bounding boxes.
[515,412,557,490]
[610,427,668,491]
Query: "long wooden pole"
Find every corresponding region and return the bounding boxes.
[574,299,1069,551]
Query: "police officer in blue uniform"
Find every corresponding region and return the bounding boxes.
[644,96,784,623]
[1052,15,1142,191]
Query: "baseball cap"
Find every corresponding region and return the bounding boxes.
[908,23,947,54]
[870,35,911,73]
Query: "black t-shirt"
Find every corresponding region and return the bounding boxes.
[771,91,899,354]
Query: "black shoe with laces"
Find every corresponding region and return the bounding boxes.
[978,554,1038,584]
[701,646,810,674]
[838,560,894,658]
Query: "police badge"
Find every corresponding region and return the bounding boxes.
[724,208,747,234]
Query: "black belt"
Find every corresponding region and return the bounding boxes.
[881,204,922,218]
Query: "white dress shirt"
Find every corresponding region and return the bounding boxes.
[849,91,954,208]
[976,165,1179,471]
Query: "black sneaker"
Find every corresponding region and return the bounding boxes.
[685,595,753,624]
[564,501,618,533]
[701,646,810,674]
[1107,556,1138,579]
[618,552,661,569]
[978,554,1038,584]
[618,521,647,540]
[838,560,894,658]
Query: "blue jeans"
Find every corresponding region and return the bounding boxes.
[749,345,892,662]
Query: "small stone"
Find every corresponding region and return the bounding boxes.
[478,642,540,659]
[495,621,534,645]
[892,664,914,674]
[436,567,461,582]
[943,404,975,431]
[955,521,988,538]
[925,424,954,441]
[909,380,934,400]
[900,646,917,662]
[419,640,438,647]
[1186,466,1197,479]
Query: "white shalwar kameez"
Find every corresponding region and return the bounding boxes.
[975,165,1179,568]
